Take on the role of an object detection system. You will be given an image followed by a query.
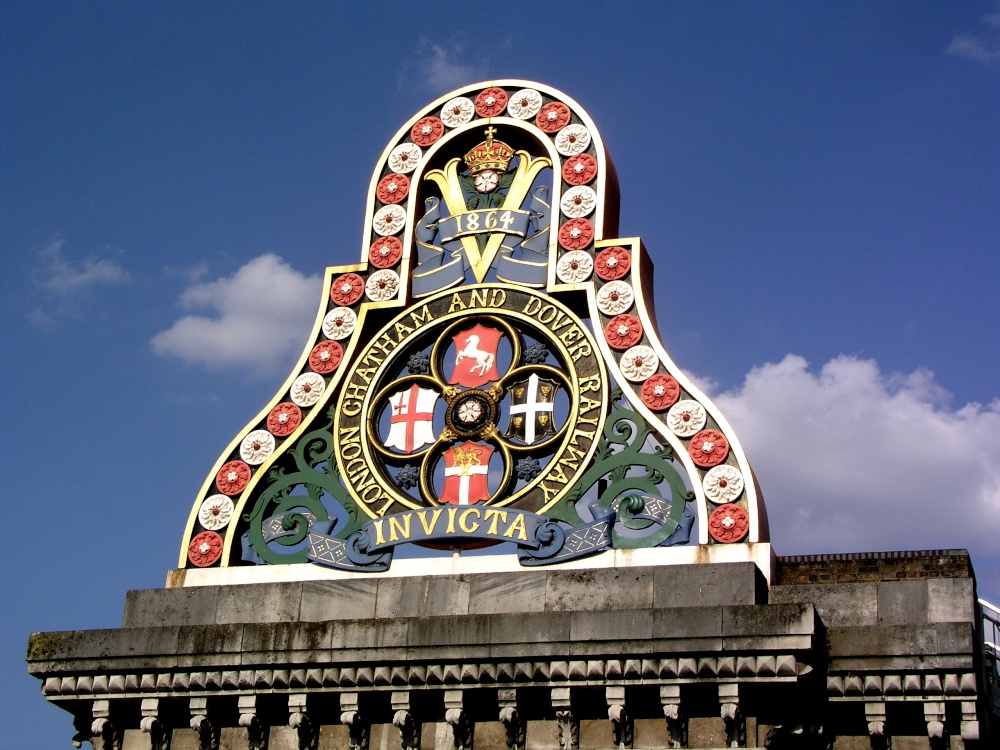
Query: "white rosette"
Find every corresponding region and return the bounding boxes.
[556,250,594,283]
[388,143,422,174]
[198,494,235,531]
[507,88,543,119]
[619,345,658,382]
[596,280,634,315]
[440,97,475,127]
[373,204,406,236]
[240,429,275,465]
[555,124,591,156]
[560,185,597,218]
[667,399,707,437]
[290,372,325,407]
[702,464,745,504]
[365,269,400,301]
[322,307,357,340]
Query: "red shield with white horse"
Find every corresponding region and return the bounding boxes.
[448,324,503,388]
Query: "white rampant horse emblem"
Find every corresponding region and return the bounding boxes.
[455,334,495,377]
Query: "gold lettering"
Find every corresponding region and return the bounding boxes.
[417,508,444,536]
[539,481,561,503]
[559,326,584,346]
[342,399,362,417]
[522,297,542,316]
[372,519,386,546]
[449,293,467,312]
[446,507,458,533]
[503,512,528,541]
[370,333,397,358]
[388,513,411,542]
[409,305,433,327]
[355,365,378,384]
[339,425,361,444]
[536,304,557,325]
[344,457,367,477]
[546,463,571,485]
[375,498,395,517]
[459,508,481,533]
[470,288,488,308]
[578,396,601,414]
[578,374,602,393]
[483,508,507,535]
[394,321,414,339]
[360,483,384,503]
[489,289,506,307]
[570,342,592,362]
[344,381,368,401]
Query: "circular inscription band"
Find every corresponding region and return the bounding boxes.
[333,284,609,519]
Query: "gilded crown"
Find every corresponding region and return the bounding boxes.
[464,127,514,174]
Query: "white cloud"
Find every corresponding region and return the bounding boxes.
[151,253,322,374]
[946,12,1000,65]
[710,355,1000,555]
[33,238,129,295]
[413,38,486,94]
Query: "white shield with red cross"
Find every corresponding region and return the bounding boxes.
[448,324,503,388]
[384,384,439,453]
[441,441,493,505]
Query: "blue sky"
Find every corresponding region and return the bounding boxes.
[3,2,999,746]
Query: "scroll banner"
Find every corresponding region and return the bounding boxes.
[263,506,616,572]
[436,208,532,244]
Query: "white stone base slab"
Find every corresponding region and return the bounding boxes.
[169,542,775,588]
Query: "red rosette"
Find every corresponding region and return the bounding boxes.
[410,116,445,146]
[330,273,365,306]
[708,503,749,543]
[188,531,224,567]
[640,374,681,411]
[474,87,508,117]
[267,401,303,436]
[215,460,251,495]
[536,102,571,133]
[605,314,643,350]
[688,429,730,468]
[376,173,409,204]
[369,237,402,268]
[308,341,343,375]
[595,246,631,280]
[562,154,598,185]
[558,218,595,250]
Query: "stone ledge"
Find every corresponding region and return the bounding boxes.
[127,562,768,628]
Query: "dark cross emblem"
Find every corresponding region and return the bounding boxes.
[505,373,560,444]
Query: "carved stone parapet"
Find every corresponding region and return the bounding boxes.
[551,687,578,750]
[90,718,123,750]
[391,691,420,750]
[762,724,829,749]
[555,710,579,750]
[190,696,219,750]
[238,695,267,750]
[959,700,979,741]
[289,694,318,750]
[606,686,632,749]
[140,698,171,750]
[719,684,743,748]
[445,690,474,750]
[660,685,685,748]
[498,689,524,750]
[393,710,420,750]
[864,702,888,750]
[85,700,122,750]
[922,701,947,750]
[341,692,369,750]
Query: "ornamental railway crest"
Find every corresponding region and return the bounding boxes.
[179,81,768,573]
